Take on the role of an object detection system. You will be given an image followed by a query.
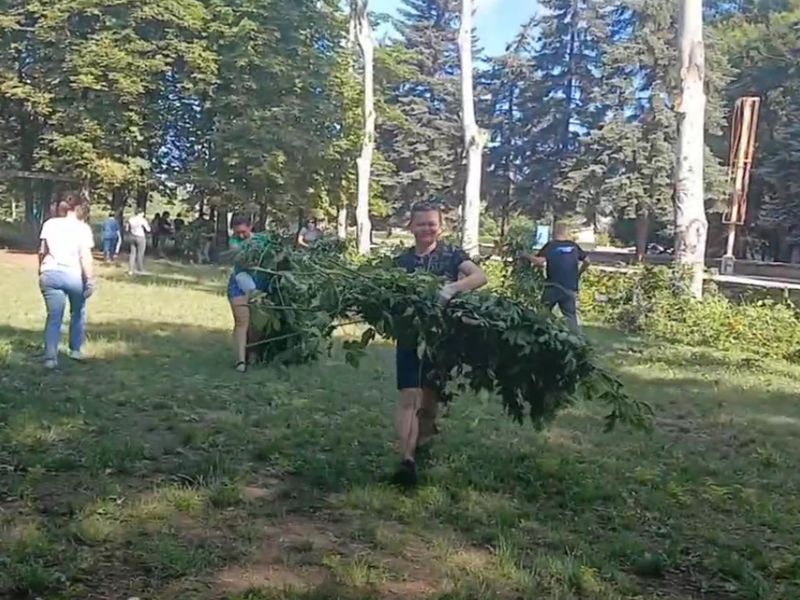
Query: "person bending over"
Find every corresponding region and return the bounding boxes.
[227,214,271,373]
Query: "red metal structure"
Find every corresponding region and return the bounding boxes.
[723,97,761,258]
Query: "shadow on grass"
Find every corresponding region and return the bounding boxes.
[2,319,800,599]
[99,260,228,295]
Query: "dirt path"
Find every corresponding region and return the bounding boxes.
[0,249,38,270]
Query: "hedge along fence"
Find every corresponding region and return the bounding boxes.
[484,255,800,363]
[578,265,800,362]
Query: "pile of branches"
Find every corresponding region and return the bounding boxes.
[239,240,651,429]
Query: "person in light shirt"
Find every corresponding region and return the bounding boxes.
[296,218,323,248]
[126,210,151,275]
[38,191,96,369]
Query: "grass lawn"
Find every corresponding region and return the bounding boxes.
[1,250,799,600]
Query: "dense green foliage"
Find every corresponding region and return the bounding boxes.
[0,0,798,250]
[577,265,800,362]
[3,257,800,600]
[239,240,651,429]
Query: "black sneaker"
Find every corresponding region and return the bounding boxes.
[391,459,418,488]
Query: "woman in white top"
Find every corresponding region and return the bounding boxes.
[38,191,96,369]
[126,210,151,275]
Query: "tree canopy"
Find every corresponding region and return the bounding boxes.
[0,0,798,256]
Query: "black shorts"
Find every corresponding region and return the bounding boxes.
[395,346,435,390]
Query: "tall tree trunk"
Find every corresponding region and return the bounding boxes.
[563,0,578,151]
[674,0,708,299]
[337,194,348,241]
[112,188,126,227]
[459,0,488,257]
[500,204,509,242]
[352,0,374,256]
[17,45,39,226]
[136,187,148,213]
[215,208,228,250]
[635,205,649,262]
[500,81,516,244]
[19,115,37,225]
[257,200,268,231]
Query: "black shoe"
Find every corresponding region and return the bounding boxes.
[391,459,418,488]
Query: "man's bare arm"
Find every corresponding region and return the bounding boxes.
[531,255,547,268]
[455,260,488,293]
[38,240,47,269]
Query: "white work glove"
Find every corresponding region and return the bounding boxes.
[438,283,460,306]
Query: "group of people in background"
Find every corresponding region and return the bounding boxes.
[98,209,189,274]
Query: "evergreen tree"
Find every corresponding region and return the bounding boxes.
[480,24,535,238]
[712,1,800,236]
[378,0,463,214]
[517,0,609,219]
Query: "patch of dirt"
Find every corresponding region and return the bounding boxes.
[0,249,38,269]
[208,513,447,599]
[381,580,439,599]
[24,472,108,518]
[242,478,285,503]
[210,517,338,595]
[214,563,329,592]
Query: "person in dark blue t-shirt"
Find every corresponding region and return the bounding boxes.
[391,201,488,486]
[533,222,590,332]
[101,212,121,262]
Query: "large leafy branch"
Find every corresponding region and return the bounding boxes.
[239,239,652,430]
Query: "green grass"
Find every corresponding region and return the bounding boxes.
[1,249,799,599]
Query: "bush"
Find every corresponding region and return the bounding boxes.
[0,221,37,250]
[579,266,800,362]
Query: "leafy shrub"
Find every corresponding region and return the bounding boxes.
[579,265,800,362]
[173,219,214,261]
[0,221,37,250]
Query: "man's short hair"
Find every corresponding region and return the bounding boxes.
[553,221,570,238]
[410,201,443,223]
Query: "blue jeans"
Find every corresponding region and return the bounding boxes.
[542,285,580,332]
[102,237,118,259]
[40,270,87,360]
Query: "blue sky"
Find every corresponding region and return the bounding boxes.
[370,0,537,56]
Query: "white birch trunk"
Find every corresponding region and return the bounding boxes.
[337,202,348,241]
[352,0,374,256]
[674,0,707,299]
[459,0,488,257]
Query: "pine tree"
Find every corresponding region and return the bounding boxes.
[378,0,463,214]
[518,0,609,219]
[711,1,800,242]
[560,0,730,257]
